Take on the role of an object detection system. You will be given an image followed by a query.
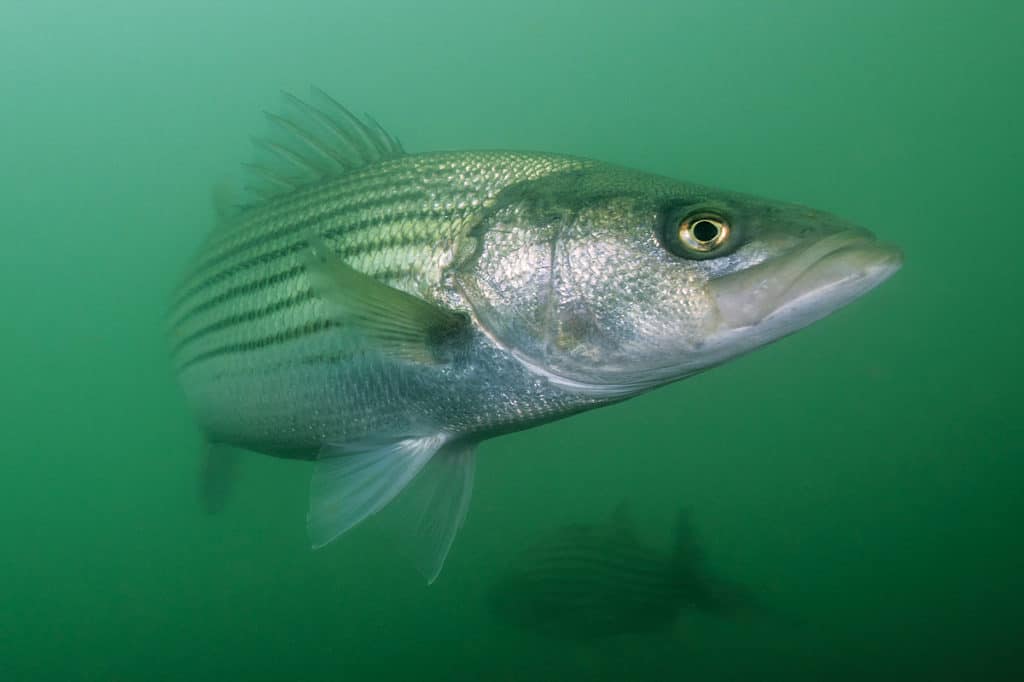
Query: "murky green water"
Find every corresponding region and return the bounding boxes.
[3,1,1021,680]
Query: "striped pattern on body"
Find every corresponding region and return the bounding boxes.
[168,151,588,375]
[490,519,693,637]
[506,524,679,600]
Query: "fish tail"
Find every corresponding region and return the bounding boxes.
[198,441,239,514]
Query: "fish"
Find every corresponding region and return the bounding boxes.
[488,505,750,639]
[167,88,902,582]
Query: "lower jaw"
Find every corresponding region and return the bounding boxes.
[711,237,902,328]
[705,255,902,362]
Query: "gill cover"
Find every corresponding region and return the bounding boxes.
[456,170,717,397]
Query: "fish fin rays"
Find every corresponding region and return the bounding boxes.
[307,433,477,584]
[308,433,446,549]
[242,87,405,205]
[395,441,477,584]
[302,235,469,364]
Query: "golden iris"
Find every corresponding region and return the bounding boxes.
[678,215,730,253]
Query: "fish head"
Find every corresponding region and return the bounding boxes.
[457,164,902,397]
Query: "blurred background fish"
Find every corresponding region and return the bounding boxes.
[488,505,754,639]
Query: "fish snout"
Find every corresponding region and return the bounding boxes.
[710,228,903,331]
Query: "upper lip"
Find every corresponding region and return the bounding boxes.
[710,230,902,328]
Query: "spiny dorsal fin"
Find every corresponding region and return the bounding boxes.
[243,87,405,204]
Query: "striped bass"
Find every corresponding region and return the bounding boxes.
[168,89,902,582]
[489,506,750,639]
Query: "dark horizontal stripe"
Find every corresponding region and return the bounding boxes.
[513,566,676,598]
[170,264,306,333]
[170,288,316,357]
[513,542,675,582]
[509,570,675,604]
[186,179,428,282]
[524,548,667,573]
[523,563,674,591]
[172,186,439,310]
[295,351,353,366]
[176,318,338,372]
[511,579,674,607]
[171,207,455,325]
[523,537,667,567]
[170,151,580,313]
[517,558,673,593]
[171,260,419,342]
[188,348,359,384]
[173,264,421,368]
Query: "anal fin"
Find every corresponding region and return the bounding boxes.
[397,441,477,584]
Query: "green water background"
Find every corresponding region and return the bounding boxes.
[2,1,1021,679]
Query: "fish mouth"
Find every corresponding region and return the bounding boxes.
[710,230,903,335]
[514,231,902,400]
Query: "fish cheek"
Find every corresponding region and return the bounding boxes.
[550,303,603,358]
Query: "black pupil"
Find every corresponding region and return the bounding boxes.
[692,219,720,243]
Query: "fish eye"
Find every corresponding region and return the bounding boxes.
[688,218,726,247]
[661,209,734,259]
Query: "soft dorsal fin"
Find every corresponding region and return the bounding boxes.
[243,87,405,204]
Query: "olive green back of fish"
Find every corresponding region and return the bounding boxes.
[168,150,590,374]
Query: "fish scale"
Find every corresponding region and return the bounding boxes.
[168,90,900,583]
[169,151,585,372]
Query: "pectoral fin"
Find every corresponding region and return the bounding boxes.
[302,235,468,363]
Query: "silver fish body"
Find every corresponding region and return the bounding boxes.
[169,151,597,456]
[168,91,902,581]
